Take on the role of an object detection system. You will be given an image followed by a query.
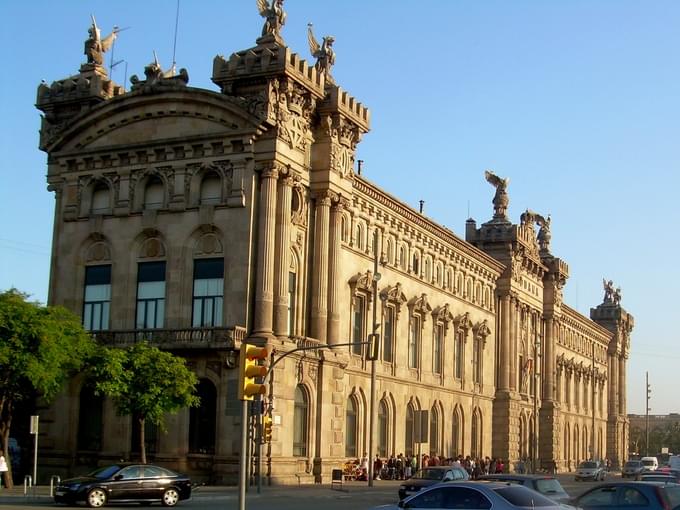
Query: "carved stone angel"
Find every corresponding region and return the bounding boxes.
[484,169,510,220]
[602,278,614,303]
[257,0,286,39]
[307,23,336,83]
[85,15,118,67]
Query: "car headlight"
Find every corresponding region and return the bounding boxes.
[400,485,406,490]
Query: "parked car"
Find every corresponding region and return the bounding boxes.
[657,468,680,483]
[575,460,607,481]
[377,481,565,510]
[53,463,192,507]
[623,459,646,479]
[573,481,680,510]
[478,474,570,504]
[398,466,469,500]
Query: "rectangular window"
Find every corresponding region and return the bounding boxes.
[433,324,443,374]
[352,295,365,355]
[288,272,297,336]
[192,258,224,327]
[455,332,464,379]
[136,261,166,329]
[408,315,420,369]
[83,265,111,331]
[383,306,394,363]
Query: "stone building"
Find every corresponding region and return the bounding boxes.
[35,8,633,484]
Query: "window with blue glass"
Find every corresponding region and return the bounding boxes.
[136,261,166,329]
[192,258,224,327]
[83,265,111,331]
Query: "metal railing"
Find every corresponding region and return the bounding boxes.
[92,326,246,349]
[23,475,32,496]
[50,475,61,497]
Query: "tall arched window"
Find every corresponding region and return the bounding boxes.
[144,176,164,210]
[471,409,482,458]
[378,400,388,457]
[573,424,580,464]
[429,406,439,456]
[189,379,217,454]
[412,252,420,276]
[345,397,357,457]
[452,408,462,457]
[77,385,103,451]
[405,403,415,456]
[564,423,570,466]
[293,386,308,457]
[399,246,407,270]
[199,172,221,204]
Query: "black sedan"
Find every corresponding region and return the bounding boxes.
[398,466,469,500]
[54,463,192,507]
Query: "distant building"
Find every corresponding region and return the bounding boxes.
[35,6,633,484]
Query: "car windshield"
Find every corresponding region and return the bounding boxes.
[642,459,656,466]
[625,461,642,468]
[494,486,556,507]
[86,465,124,479]
[579,462,598,469]
[535,478,566,495]
[412,469,447,480]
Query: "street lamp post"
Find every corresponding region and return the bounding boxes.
[367,234,381,487]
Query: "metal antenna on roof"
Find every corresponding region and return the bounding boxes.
[170,0,181,76]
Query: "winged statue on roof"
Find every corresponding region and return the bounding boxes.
[307,23,336,83]
[484,169,510,220]
[257,0,286,39]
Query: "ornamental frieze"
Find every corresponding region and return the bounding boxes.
[272,79,315,151]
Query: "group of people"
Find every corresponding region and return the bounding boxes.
[349,453,507,481]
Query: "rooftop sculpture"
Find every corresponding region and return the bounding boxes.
[257,0,286,42]
[84,15,119,68]
[484,169,510,221]
[603,278,622,306]
[307,24,336,83]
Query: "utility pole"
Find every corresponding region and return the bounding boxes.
[645,372,651,457]
[367,233,382,487]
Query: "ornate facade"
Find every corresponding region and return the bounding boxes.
[36,7,633,484]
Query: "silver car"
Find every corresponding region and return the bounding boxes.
[373,481,566,510]
[575,460,607,481]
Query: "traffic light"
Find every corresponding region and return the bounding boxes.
[238,344,268,401]
[263,415,273,443]
[367,333,380,361]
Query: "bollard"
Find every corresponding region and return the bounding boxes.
[23,475,32,496]
[50,475,61,497]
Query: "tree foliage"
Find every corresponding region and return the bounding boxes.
[0,289,95,487]
[90,341,200,463]
[630,421,680,456]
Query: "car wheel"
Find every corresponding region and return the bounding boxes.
[162,488,180,507]
[86,488,108,508]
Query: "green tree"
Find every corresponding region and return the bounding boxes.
[0,289,95,488]
[91,341,200,464]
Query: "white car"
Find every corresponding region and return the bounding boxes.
[640,456,659,472]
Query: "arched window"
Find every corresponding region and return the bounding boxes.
[471,409,482,459]
[429,406,439,456]
[199,172,221,205]
[452,408,463,457]
[573,424,580,464]
[424,257,431,281]
[293,386,308,457]
[583,425,588,460]
[564,423,570,466]
[355,223,365,251]
[144,176,164,210]
[77,386,103,451]
[341,215,348,243]
[412,252,420,276]
[91,182,111,214]
[345,397,357,457]
[405,403,415,457]
[189,379,217,454]
[399,246,407,270]
[378,400,388,457]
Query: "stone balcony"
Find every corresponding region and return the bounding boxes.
[92,325,247,350]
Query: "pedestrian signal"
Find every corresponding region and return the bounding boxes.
[238,344,268,401]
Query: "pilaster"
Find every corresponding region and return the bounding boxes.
[310,191,332,342]
[327,196,348,345]
[273,173,295,337]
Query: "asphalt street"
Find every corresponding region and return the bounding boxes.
[0,472,618,510]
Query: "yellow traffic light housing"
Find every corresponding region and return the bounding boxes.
[263,415,273,443]
[238,344,269,401]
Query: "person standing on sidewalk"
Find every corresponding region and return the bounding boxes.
[0,454,8,489]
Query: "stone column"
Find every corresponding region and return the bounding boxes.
[543,317,555,401]
[499,295,511,391]
[608,353,618,415]
[327,197,346,345]
[310,192,332,343]
[253,164,279,337]
[618,355,626,415]
[273,174,294,337]
[509,295,518,391]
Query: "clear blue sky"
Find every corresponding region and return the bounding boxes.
[1,1,678,414]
